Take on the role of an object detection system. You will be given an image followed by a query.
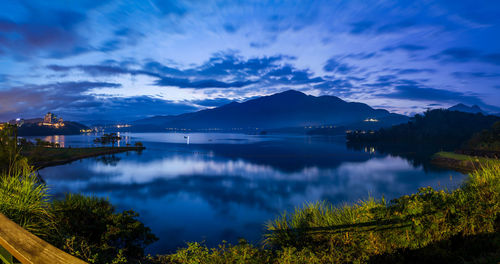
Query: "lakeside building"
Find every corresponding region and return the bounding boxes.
[40,112,65,128]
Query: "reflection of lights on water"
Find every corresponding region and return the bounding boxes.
[43,135,65,148]
[363,147,376,154]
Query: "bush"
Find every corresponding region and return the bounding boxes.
[149,240,272,264]
[0,124,157,264]
[0,171,54,238]
[154,164,500,263]
[50,194,158,264]
[264,164,500,263]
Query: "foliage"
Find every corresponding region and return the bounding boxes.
[149,240,272,264]
[466,121,500,152]
[134,142,143,147]
[264,164,500,263]
[1,126,156,263]
[94,133,122,147]
[153,164,500,263]
[0,124,28,175]
[347,109,500,150]
[34,138,61,148]
[431,151,500,172]
[49,194,158,264]
[0,170,55,238]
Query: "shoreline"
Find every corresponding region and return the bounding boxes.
[28,146,145,169]
[431,151,498,172]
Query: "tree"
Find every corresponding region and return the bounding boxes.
[93,133,122,147]
[0,124,29,175]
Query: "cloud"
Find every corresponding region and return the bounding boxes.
[223,23,238,33]
[154,77,255,89]
[482,53,500,66]
[191,98,234,107]
[431,48,480,62]
[349,21,374,34]
[344,52,377,60]
[432,48,500,66]
[376,20,417,34]
[47,52,323,89]
[323,58,356,74]
[0,9,90,59]
[382,44,428,52]
[397,68,437,75]
[380,84,490,109]
[452,72,500,79]
[0,81,121,120]
[313,79,355,96]
[0,82,198,121]
[47,64,132,76]
[150,0,187,16]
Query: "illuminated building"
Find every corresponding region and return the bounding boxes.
[40,112,65,128]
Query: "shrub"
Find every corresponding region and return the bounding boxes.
[154,164,500,263]
[50,194,158,264]
[264,164,500,263]
[0,171,54,238]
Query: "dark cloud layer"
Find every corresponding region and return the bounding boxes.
[47,53,323,90]
[1,0,500,120]
[432,48,500,66]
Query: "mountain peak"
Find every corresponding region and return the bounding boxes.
[133,90,407,129]
[272,89,307,97]
[448,103,485,114]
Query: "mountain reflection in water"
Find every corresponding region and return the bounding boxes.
[38,133,464,254]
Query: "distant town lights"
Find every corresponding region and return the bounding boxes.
[364,118,379,122]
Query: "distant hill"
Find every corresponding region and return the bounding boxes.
[133,90,408,130]
[448,103,487,114]
[464,121,500,152]
[347,109,500,150]
[17,121,88,136]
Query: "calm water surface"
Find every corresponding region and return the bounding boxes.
[38,133,464,254]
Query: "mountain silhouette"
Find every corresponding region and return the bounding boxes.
[448,103,486,114]
[133,90,407,129]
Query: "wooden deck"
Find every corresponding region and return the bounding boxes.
[0,213,87,264]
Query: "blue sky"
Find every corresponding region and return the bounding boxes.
[0,0,499,121]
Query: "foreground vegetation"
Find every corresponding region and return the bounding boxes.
[431,151,499,172]
[0,125,156,263]
[1,123,500,263]
[147,163,500,263]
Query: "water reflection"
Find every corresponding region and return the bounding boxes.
[43,135,65,147]
[38,133,464,254]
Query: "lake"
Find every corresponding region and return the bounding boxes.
[37,132,465,254]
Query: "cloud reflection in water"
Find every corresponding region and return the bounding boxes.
[38,133,464,254]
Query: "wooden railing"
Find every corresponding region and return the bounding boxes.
[0,213,87,264]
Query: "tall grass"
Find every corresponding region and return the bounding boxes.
[0,165,54,238]
[263,163,500,263]
[154,164,500,263]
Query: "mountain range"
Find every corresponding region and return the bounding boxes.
[448,103,487,115]
[133,90,409,130]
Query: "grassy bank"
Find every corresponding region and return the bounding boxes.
[431,151,499,172]
[23,146,145,169]
[150,164,500,264]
